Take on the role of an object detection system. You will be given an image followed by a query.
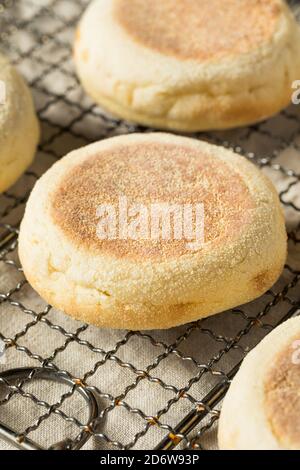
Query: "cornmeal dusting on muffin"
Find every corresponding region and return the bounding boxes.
[114,0,281,61]
[264,336,300,449]
[51,142,254,259]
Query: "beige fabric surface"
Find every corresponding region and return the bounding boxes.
[0,0,300,451]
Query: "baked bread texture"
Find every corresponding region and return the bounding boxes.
[0,53,39,193]
[74,0,300,131]
[19,133,286,330]
[218,316,300,450]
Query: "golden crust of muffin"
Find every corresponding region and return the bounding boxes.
[51,142,254,260]
[264,336,300,449]
[114,0,280,61]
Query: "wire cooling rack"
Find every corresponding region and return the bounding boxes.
[0,0,300,451]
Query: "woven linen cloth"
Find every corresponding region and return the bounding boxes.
[0,0,300,451]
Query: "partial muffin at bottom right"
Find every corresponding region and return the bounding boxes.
[218,316,300,450]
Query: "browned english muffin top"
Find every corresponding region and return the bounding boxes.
[264,334,300,449]
[50,142,254,260]
[114,0,281,62]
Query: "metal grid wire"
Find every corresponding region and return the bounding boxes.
[0,0,300,451]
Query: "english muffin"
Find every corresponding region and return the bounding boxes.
[74,0,300,131]
[218,316,300,450]
[19,133,286,330]
[0,53,39,193]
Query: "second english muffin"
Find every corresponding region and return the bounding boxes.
[74,0,300,131]
[19,133,286,330]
